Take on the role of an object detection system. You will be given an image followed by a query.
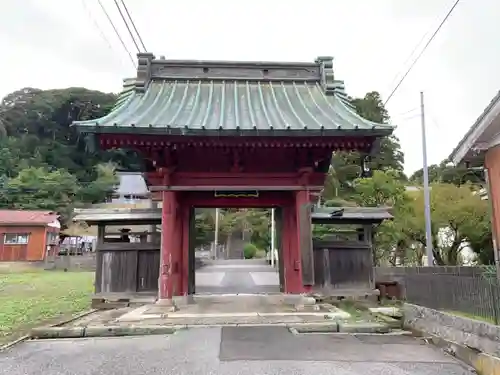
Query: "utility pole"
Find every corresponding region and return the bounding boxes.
[270,208,275,268]
[420,91,434,266]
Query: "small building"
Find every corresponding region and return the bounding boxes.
[0,210,60,261]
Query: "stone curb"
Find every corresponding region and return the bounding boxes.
[26,320,398,339]
[339,322,390,334]
[29,325,179,339]
[372,313,403,329]
[411,328,497,375]
[0,309,98,351]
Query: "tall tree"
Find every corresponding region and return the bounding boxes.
[2,167,79,227]
[325,91,405,201]
[0,87,133,221]
[410,159,484,186]
[351,170,415,265]
[410,183,489,265]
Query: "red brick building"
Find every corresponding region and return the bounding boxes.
[0,210,60,261]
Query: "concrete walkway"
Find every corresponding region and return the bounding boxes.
[195,258,280,294]
[0,327,473,374]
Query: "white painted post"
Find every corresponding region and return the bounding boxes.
[214,208,219,259]
[271,208,275,268]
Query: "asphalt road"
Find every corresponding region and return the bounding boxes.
[0,327,473,375]
[195,258,281,294]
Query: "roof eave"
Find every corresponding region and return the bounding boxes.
[449,91,500,165]
[0,222,53,227]
[72,125,393,138]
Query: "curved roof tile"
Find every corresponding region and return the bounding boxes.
[73,55,394,137]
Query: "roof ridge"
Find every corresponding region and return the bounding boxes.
[135,53,323,90]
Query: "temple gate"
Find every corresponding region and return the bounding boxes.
[72,53,394,302]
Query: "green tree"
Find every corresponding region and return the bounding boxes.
[410,159,483,185]
[351,170,415,265]
[0,86,143,220]
[2,167,79,227]
[325,91,405,201]
[78,163,119,204]
[410,183,489,265]
[194,209,215,248]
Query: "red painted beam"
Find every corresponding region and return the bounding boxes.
[179,191,294,208]
[145,172,327,188]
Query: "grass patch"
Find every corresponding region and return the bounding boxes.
[334,300,367,321]
[0,270,94,343]
[379,298,403,307]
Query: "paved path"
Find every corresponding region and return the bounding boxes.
[0,327,473,374]
[195,258,280,294]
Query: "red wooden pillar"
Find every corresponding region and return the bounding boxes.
[159,190,181,300]
[282,202,304,294]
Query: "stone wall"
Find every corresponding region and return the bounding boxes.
[403,303,500,357]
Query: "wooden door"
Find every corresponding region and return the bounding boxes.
[137,250,160,292]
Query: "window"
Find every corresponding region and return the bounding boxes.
[4,233,29,245]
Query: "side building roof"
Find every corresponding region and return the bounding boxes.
[72,54,394,137]
[449,91,500,165]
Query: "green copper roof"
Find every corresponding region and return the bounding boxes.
[73,55,394,137]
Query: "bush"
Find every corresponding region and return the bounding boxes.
[255,249,266,259]
[243,243,258,259]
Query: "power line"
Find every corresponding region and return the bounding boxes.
[96,0,136,68]
[385,28,434,94]
[81,0,115,53]
[119,0,147,52]
[393,107,419,118]
[113,0,141,53]
[384,0,462,106]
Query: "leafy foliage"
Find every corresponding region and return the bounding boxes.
[411,184,489,265]
[243,243,258,259]
[351,170,416,265]
[410,160,484,185]
[0,87,129,228]
[324,91,405,201]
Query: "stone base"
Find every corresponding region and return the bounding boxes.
[155,298,178,312]
[186,293,316,307]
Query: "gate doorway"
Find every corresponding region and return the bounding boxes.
[192,207,283,295]
[158,189,314,300]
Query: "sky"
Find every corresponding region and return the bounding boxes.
[0,0,499,176]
